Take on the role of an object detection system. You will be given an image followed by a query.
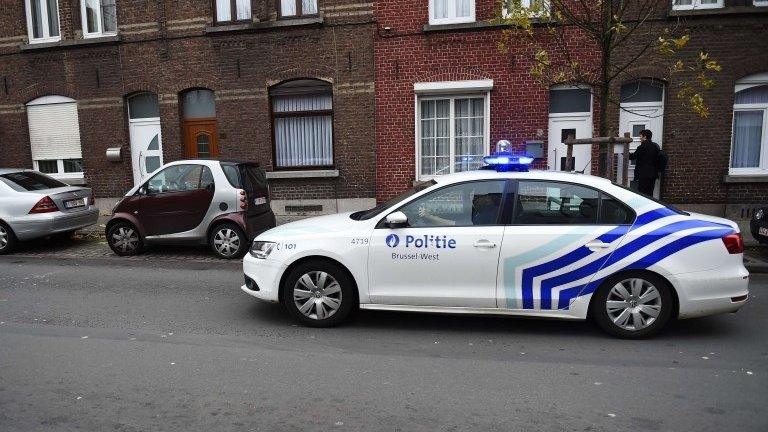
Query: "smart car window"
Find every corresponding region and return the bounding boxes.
[515,181,599,225]
[399,180,506,227]
[200,166,215,190]
[0,172,67,191]
[146,165,203,194]
[222,164,242,188]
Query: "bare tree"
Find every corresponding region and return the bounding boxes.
[495,0,722,137]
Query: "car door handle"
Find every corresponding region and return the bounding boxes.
[473,240,497,249]
[585,241,611,250]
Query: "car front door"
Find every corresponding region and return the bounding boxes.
[368,180,508,308]
[140,164,215,236]
[497,180,633,311]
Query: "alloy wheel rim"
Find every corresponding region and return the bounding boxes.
[606,278,662,331]
[0,226,8,249]
[112,227,139,253]
[213,228,241,256]
[293,271,342,320]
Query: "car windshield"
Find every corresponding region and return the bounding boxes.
[351,180,437,221]
[0,171,68,191]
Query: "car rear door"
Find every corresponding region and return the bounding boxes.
[237,163,275,237]
[140,164,214,236]
[496,180,632,311]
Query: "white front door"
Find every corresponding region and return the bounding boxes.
[368,180,507,308]
[618,102,664,196]
[548,115,593,174]
[129,119,163,185]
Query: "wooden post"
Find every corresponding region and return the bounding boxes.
[566,133,574,171]
[622,132,630,186]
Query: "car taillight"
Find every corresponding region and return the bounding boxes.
[238,189,248,210]
[722,233,744,254]
[89,190,96,206]
[29,196,58,214]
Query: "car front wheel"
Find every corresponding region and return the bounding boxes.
[106,222,144,256]
[0,223,17,255]
[591,273,674,339]
[209,223,247,259]
[282,261,355,327]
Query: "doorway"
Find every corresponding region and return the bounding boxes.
[128,93,163,185]
[181,89,218,158]
[548,85,594,174]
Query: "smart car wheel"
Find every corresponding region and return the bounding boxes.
[106,222,144,256]
[283,261,355,327]
[592,273,673,339]
[209,223,246,259]
[0,223,17,255]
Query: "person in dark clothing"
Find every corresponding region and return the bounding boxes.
[629,129,660,196]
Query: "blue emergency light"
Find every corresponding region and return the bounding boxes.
[482,153,534,172]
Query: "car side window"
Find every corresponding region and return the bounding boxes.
[515,181,599,225]
[599,195,634,225]
[200,166,215,190]
[146,165,203,194]
[399,180,506,227]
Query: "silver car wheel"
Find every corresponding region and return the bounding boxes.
[606,278,662,331]
[213,228,241,257]
[293,271,342,320]
[111,227,139,253]
[0,226,8,250]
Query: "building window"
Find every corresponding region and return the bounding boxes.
[80,0,117,37]
[417,95,488,178]
[215,0,251,24]
[278,0,318,18]
[26,96,84,181]
[756,0,768,6]
[270,79,334,168]
[672,0,723,10]
[731,74,768,174]
[429,0,475,25]
[25,0,61,43]
[502,0,550,17]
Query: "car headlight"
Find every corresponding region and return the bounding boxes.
[755,209,764,220]
[250,241,276,259]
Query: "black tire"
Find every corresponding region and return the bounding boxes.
[106,221,144,256]
[282,260,356,327]
[208,223,247,259]
[0,222,17,255]
[591,272,674,339]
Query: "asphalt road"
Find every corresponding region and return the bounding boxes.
[0,255,766,432]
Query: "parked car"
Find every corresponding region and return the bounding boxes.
[106,160,275,259]
[0,169,99,254]
[750,207,768,244]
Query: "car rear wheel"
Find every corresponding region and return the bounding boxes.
[282,261,355,327]
[591,273,674,339]
[0,223,17,255]
[209,223,247,259]
[106,222,144,256]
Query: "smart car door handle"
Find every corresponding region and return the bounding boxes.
[586,241,611,250]
[473,240,497,249]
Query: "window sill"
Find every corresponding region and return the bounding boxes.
[205,15,323,34]
[20,34,120,51]
[423,18,551,33]
[266,169,339,179]
[669,6,768,17]
[723,174,768,183]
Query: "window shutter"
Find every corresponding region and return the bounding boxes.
[26,101,83,161]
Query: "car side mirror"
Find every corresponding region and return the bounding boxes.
[137,187,147,196]
[385,211,408,228]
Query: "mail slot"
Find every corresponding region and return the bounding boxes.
[106,147,122,162]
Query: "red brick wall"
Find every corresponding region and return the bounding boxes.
[0,0,376,201]
[374,0,601,201]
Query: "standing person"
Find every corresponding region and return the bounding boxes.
[629,129,660,196]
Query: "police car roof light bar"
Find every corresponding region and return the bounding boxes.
[482,152,534,172]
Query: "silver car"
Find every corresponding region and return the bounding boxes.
[0,169,99,254]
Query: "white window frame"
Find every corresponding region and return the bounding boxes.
[33,159,84,179]
[429,0,476,25]
[27,96,84,181]
[25,0,61,44]
[80,0,118,38]
[755,0,768,7]
[414,81,492,181]
[671,0,724,11]
[502,0,551,18]
[730,91,768,176]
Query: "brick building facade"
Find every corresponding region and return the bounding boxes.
[0,0,377,220]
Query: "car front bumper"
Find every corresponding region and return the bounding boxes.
[241,254,286,303]
[672,263,750,319]
[9,206,100,241]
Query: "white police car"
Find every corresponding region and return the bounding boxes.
[242,157,749,338]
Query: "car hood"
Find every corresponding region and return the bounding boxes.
[257,212,359,239]
[687,212,739,232]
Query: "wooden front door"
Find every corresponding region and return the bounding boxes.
[183,119,218,158]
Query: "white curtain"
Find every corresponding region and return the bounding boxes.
[216,0,231,22]
[281,0,297,16]
[302,0,318,15]
[731,111,764,168]
[102,0,117,32]
[735,85,768,105]
[274,94,333,167]
[236,0,251,20]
